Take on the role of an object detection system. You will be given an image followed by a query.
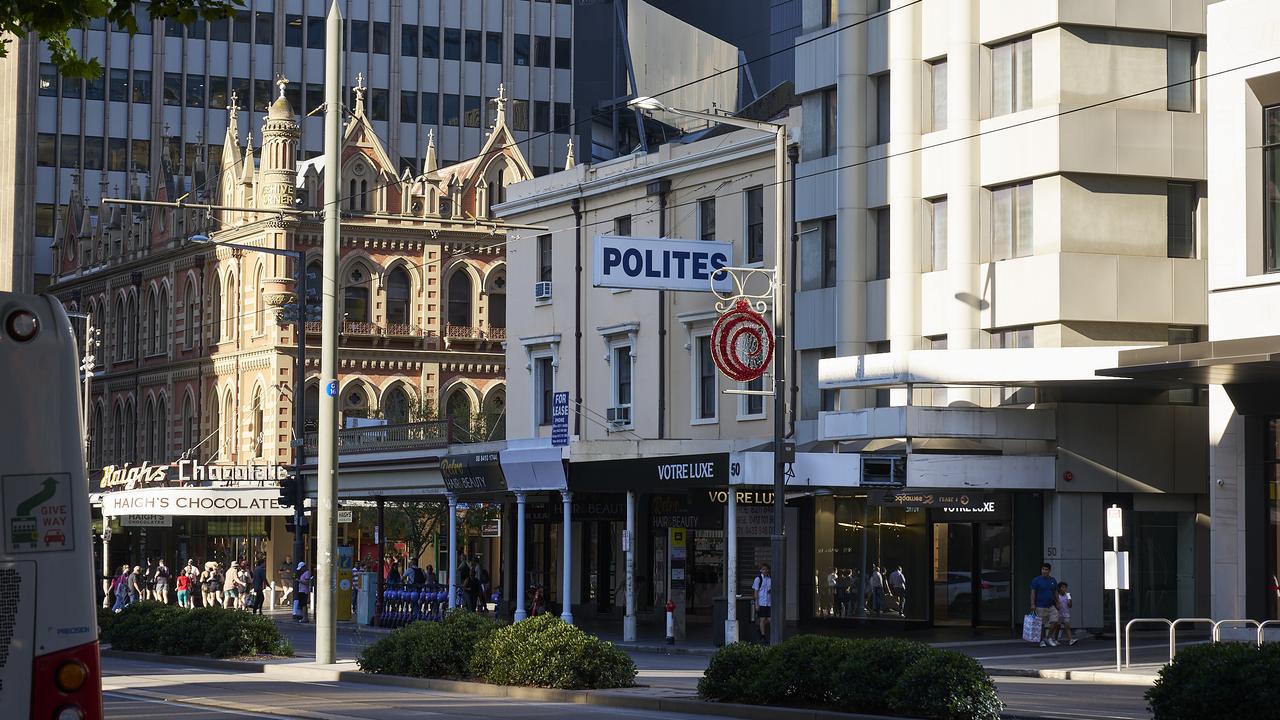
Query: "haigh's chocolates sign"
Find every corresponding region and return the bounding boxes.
[100,461,289,491]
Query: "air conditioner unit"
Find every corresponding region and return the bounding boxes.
[606,406,631,427]
[534,281,553,300]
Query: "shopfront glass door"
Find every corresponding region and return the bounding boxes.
[933,522,1011,626]
[978,523,1013,626]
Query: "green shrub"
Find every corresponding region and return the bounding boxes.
[470,614,636,689]
[100,602,291,658]
[751,634,856,707]
[830,637,933,714]
[886,649,1002,720]
[1146,642,1280,720]
[96,607,116,640]
[698,642,769,702]
[357,610,501,679]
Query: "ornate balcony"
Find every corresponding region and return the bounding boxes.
[304,419,450,456]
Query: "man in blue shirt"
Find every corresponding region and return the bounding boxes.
[1029,563,1060,647]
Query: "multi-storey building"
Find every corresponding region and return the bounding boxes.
[807,0,1214,630]
[6,0,574,290]
[51,80,529,571]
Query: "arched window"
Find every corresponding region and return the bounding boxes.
[208,394,220,463]
[154,396,167,460]
[447,270,472,328]
[348,179,357,211]
[386,267,411,327]
[127,293,137,359]
[184,281,197,349]
[486,269,506,330]
[221,390,235,460]
[383,384,411,424]
[482,387,506,441]
[114,296,127,361]
[446,389,472,428]
[182,393,195,453]
[343,264,371,324]
[304,384,319,432]
[360,180,368,211]
[150,287,161,354]
[343,384,370,420]
[143,398,155,459]
[90,403,103,468]
[113,403,125,463]
[252,386,264,458]
[139,291,151,356]
[224,273,238,341]
[157,286,169,355]
[124,400,136,462]
[253,263,265,331]
[210,275,222,343]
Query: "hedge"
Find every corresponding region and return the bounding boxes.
[99,601,293,658]
[699,635,1001,720]
[357,611,501,679]
[1146,642,1280,720]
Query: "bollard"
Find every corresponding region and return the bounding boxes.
[665,599,676,645]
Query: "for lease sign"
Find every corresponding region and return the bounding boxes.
[592,235,733,292]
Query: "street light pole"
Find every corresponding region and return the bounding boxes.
[626,97,789,644]
[315,0,343,666]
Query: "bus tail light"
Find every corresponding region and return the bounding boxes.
[31,641,102,720]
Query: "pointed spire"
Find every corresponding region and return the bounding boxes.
[78,198,94,239]
[241,130,256,184]
[494,82,507,129]
[353,72,366,118]
[221,90,244,176]
[423,128,437,174]
[564,138,576,170]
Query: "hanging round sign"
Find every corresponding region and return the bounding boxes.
[711,299,774,382]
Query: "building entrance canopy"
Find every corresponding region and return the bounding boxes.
[100,486,293,516]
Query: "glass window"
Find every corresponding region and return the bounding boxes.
[400,90,418,123]
[992,326,1034,349]
[927,197,948,272]
[36,133,56,167]
[746,186,764,263]
[133,70,151,103]
[534,35,551,68]
[131,139,149,172]
[108,69,129,102]
[421,92,438,125]
[210,17,229,41]
[823,88,838,156]
[233,11,251,43]
[85,70,105,101]
[1168,36,1195,113]
[743,375,764,416]
[401,24,418,56]
[613,345,632,409]
[135,3,152,34]
[698,198,716,241]
[464,95,481,127]
[534,100,550,133]
[874,208,890,280]
[511,99,529,131]
[990,181,1033,260]
[83,136,103,170]
[61,75,81,100]
[307,16,324,47]
[233,77,250,108]
[991,37,1032,116]
[344,265,372,323]
[538,235,552,283]
[443,28,461,60]
[443,94,460,126]
[254,11,272,45]
[696,335,717,420]
[254,78,271,109]
[555,37,572,69]
[186,75,205,108]
[165,17,183,38]
[305,83,323,115]
[514,34,530,66]
[189,19,205,39]
[465,30,481,62]
[38,63,58,97]
[163,72,182,106]
[107,137,128,171]
[349,19,368,52]
[1266,419,1280,620]
[1266,106,1280,271]
[208,76,227,109]
[60,134,80,168]
[615,215,631,236]
[34,204,55,237]
[554,102,571,131]
[874,73,890,145]
[365,88,384,121]
[422,27,439,58]
[386,268,411,326]
[285,15,302,46]
[1167,182,1196,259]
[372,21,390,54]
[929,58,948,131]
[822,218,838,288]
[536,357,554,426]
[486,31,502,64]
[812,494,927,620]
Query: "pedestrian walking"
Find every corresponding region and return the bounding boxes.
[183,559,200,607]
[752,563,773,643]
[200,562,218,608]
[387,561,402,585]
[294,562,312,622]
[1029,563,1060,647]
[222,561,239,609]
[111,564,130,612]
[141,559,155,601]
[126,565,142,606]
[824,568,838,617]
[869,564,886,613]
[1050,581,1077,645]
[154,559,171,605]
[175,570,191,609]
[251,557,267,615]
[888,565,907,616]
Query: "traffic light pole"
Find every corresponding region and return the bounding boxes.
[292,251,306,571]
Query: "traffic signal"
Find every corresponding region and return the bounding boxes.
[285,517,309,534]
[278,477,298,508]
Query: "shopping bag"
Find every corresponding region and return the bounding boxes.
[1022,612,1043,643]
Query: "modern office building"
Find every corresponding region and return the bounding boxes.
[11,0,574,290]
[807,0,1214,630]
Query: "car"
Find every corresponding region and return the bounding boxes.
[43,529,66,546]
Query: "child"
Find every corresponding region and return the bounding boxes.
[1051,581,1078,646]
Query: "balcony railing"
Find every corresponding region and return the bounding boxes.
[304,419,449,456]
[385,323,422,337]
[488,326,506,341]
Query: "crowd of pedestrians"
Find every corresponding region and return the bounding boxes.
[106,556,271,614]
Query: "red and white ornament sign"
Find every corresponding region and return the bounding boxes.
[710,299,774,382]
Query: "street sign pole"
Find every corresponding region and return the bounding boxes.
[1107,505,1123,671]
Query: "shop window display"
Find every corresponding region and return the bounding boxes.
[812,494,928,620]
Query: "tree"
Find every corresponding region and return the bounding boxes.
[1,0,242,79]
[386,500,446,567]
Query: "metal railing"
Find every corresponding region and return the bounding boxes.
[1212,618,1261,643]
[1124,616,1280,667]
[303,419,449,455]
[1124,618,1172,668]
[1259,620,1280,645]
[1170,618,1214,661]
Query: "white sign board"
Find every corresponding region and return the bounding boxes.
[101,487,294,517]
[1104,550,1130,590]
[2,473,75,553]
[120,514,172,527]
[592,235,733,292]
[338,510,353,524]
[1106,506,1123,537]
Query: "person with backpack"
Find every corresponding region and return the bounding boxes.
[752,563,773,643]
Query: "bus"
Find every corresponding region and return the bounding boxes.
[0,291,103,720]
